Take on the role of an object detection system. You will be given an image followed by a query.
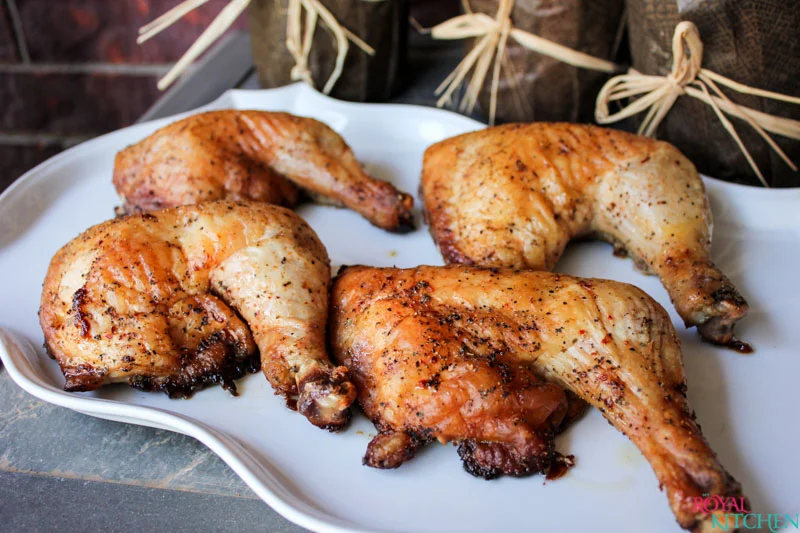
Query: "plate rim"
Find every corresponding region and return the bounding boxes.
[1,82,798,533]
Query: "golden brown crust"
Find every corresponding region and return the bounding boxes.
[363,431,424,469]
[114,110,414,232]
[330,265,744,530]
[40,201,354,429]
[331,266,571,478]
[420,123,748,344]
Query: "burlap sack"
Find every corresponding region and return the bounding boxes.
[248,0,409,102]
[626,0,799,187]
[472,0,626,123]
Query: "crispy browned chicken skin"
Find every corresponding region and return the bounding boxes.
[331,266,745,532]
[114,110,414,233]
[421,124,748,345]
[40,201,355,430]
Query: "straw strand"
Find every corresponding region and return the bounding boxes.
[429,0,617,125]
[138,0,374,93]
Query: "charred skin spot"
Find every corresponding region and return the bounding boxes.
[296,365,356,431]
[72,287,91,339]
[545,453,576,480]
[394,208,416,234]
[457,434,558,480]
[710,284,747,308]
[127,335,261,399]
[63,363,106,391]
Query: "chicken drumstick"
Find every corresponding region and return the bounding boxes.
[421,124,748,345]
[330,265,744,532]
[40,201,355,430]
[114,110,414,233]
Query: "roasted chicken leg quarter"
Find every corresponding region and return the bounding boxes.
[114,110,414,233]
[330,265,745,532]
[421,123,748,345]
[40,201,355,430]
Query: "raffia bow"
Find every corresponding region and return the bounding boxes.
[138,0,374,94]
[429,0,618,125]
[595,21,800,187]
[284,0,375,94]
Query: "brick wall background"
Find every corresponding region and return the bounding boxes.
[0,0,458,191]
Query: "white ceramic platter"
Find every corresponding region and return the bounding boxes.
[1,83,799,533]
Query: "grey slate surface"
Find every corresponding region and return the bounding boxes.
[0,32,464,532]
[0,369,250,497]
[0,471,306,533]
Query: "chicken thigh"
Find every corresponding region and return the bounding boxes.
[421,124,748,345]
[330,265,744,532]
[40,201,355,429]
[114,110,414,233]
